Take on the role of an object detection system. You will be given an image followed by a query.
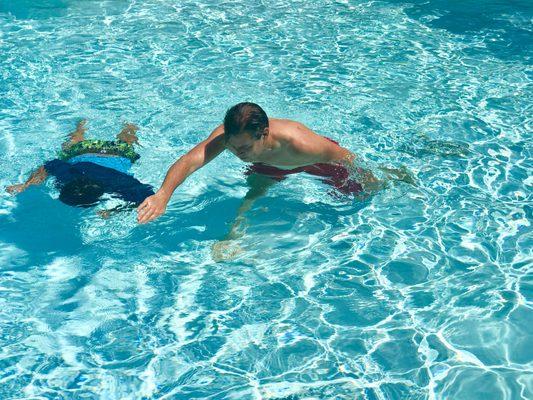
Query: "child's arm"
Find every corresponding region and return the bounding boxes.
[6,166,48,194]
[98,203,137,219]
[137,125,226,224]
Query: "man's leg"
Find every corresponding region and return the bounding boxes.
[226,173,280,239]
[378,166,417,186]
[116,122,139,145]
[211,173,280,261]
[61,119,87,150]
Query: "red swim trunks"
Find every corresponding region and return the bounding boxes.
[245,137,363,195]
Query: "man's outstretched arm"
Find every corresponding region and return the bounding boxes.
[6,166,48,194]
[137,125,226,224]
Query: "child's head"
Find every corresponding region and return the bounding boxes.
[59,177,104,207]
[223,102,269,161]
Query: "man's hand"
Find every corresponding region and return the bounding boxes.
[135,125,225,225]
[137,192,168,224]
[6,184,27,194]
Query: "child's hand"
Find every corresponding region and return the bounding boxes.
[97,210,111,219]
[6,184,26,194]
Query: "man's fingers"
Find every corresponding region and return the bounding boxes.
[136,195,166,224]
[137,206,152,221]
[144,211,157,223]
[137,199,150,212]
[137,201,154,216]
[137,205,158,223]
[138,212,148,223]
[139,209,157,224]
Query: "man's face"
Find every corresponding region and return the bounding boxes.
[226,130,265,161]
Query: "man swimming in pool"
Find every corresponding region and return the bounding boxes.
[137,102,412,237]
[6,120,154,216]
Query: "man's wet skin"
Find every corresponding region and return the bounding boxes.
[136,116,361,224]
[224,118,356,168]
[134,102,417,262]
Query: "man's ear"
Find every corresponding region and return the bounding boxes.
[262,127,269,137]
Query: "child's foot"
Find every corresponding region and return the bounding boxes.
[62,119,87,150]
[75,119,88,133]
[117,122,139,145]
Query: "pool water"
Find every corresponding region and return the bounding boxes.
[0,1,532,399]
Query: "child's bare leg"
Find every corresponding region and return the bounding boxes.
[62,119,87,150]
[116,122,139,145]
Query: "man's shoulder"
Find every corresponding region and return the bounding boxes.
[271,119,305,140]
[282,121,323,148]
[207,124,225,140]
[270,118,301,130]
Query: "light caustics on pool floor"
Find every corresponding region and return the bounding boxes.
[0,0,531,399]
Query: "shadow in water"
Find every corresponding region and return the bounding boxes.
[0,0,69,19]
[0,188,85,265]
[0,181,371,270]
[386,0,533,61]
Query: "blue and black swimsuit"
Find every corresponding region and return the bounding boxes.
[44,139,154,205]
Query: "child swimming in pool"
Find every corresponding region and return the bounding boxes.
[6,120,154,216]
[137,102,413,239]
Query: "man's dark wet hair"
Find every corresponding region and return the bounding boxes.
[59,177,104,208]
[223,102,269,140]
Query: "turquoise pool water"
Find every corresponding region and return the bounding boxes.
[0,0,532,398]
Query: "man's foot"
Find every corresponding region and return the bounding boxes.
[117,122,139,145]
[211,239,243,262]
[380,165,417,186]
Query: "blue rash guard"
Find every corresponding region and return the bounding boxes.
[44,154,154,205]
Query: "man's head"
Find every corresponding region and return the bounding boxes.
[223,102,269,161]
[59,177,104,207]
